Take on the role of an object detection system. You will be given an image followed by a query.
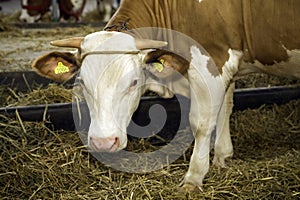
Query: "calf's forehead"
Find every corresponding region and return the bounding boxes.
[81,31,138,53]
[79,31,142,90]
[80,53,141,93]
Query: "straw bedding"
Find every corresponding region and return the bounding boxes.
[0,99,299,199]
[0,19,299,199]
[0,84,72,107]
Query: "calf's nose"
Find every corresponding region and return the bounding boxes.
[89,136,119,152]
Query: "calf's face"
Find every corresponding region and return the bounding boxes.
[32,31,189,152]
[80,33,145,151]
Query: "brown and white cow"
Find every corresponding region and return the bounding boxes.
[20,0,51,23]
[20,0,86,22]
[32,0,300,192]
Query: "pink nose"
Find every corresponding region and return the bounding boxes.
[89,136,119,152]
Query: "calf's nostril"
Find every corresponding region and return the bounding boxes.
[89,136,120,152]
[114,137,119,146]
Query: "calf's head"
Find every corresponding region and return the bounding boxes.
[32,31,189,152]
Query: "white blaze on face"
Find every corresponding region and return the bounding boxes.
[79,32,145,151]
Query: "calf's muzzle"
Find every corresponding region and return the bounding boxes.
[89,136,119,152]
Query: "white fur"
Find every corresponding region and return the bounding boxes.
[80,32,141,150]
[80,31,191,152]
[183,47,241,187]
[70,0,85,11]
[81,31,137,54]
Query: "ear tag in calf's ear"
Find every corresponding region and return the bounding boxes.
[153,59,165,73]
[159,58,165,65]
[54,62,70,74]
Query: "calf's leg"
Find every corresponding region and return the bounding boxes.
[180,46,226,191]
[213,82,235,167]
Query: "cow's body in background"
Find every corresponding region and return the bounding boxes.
[20,0,51,23]
[32,0,300,192]
[20,0,113,22]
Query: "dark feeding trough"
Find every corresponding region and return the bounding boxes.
[0,71,300,134]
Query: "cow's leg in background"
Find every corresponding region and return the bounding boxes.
[113,0,120,9]
[97,0,113,22]
[213,82,235,167]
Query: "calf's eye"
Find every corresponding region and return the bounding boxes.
[131,79,138,87]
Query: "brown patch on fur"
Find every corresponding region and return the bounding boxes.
[22,0,51,17]
[241,0,300,65]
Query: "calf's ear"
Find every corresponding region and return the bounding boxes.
[144,50,189,79]
[32,51,80,82]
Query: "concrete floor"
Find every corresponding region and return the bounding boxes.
[0,0,21,14]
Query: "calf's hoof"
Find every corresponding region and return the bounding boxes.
[212,156,227,168]
[178,182,201,193]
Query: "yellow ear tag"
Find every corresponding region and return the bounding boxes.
[54,62,70,74]
[153,59,165,73]
[159,59,165,65]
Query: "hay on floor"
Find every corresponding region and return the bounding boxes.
[0,98,299,199]
[0,84,72,107]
